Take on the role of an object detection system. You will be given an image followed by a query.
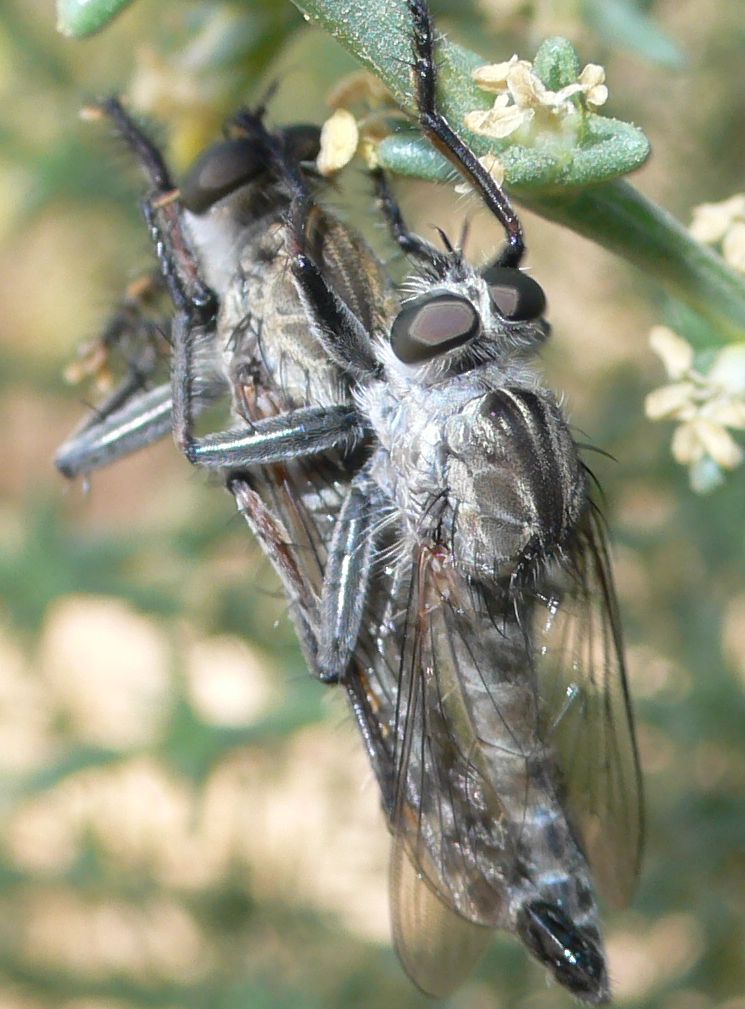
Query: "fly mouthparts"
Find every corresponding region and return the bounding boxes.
[516,900,610,1004]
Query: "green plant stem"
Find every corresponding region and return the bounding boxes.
[292,0,745,342]
[523,182,745,342]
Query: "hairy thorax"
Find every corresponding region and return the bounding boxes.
[364,368,587,580]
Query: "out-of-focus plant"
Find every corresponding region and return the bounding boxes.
[3,1,745,1007]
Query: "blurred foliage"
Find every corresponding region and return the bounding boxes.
[1,2,745,1009]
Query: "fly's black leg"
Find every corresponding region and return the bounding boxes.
[92,99,220,470]
[407,0,524,268]
[318,470,384,683]
[183,404,369,469]
[55,369,228,479]
[94,98,216,321]
[67,272,166,408]
[66,272,170,439]
[230,109,380,380]
[285,193,382,382]
[56,383,173,478]
[371,167,449,273]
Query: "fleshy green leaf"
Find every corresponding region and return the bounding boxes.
[56,0,135,38]
[295,0,649,190]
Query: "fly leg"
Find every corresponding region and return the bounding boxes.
[57,382,173,478]
[406,0,524,268]
[55,270,202,478]
[370,167,449,272]
[89,99,222,469]
[179,400,369,469]
[318,469,386,683]
[287,199,381,381]
[91,98,217,323]
[65,272,168,428]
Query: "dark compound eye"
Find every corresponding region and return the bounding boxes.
[391,292,481,364]
[180,139,265,214]
[280,124,321,165]
[481,265,546,321]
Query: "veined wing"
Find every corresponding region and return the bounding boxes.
[387,544,545,993]
[390,838,493,998]
[530,503,644,908]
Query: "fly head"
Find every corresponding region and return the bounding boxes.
[388,259,549,381]
[180,120,321,216]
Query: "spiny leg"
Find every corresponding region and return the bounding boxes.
[88,99,222,470]
[406,0,524,268]
[181,403,369,469]
[66,272,168,422]
[56,366,230,480]
[370,166,450,273]
[318,469,385,684]
[57,382,173,478]
[92,98,216,320]
[227,107,379,378]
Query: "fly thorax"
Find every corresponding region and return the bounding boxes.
[364,382,451,538]
[183,203,249,297]
[445,386,586,581]
[219,223,347,411]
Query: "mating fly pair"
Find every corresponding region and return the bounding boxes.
[57,0,643,1001]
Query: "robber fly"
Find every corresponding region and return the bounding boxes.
[311,3,644,1000]
[56,0,642,1000]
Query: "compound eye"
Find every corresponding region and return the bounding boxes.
[280,124,321,165]
[481,265,546,321]
[180,139,263,214]
[391,292,480,364]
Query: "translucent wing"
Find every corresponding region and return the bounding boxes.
[390,839,493,998]
[386,545,547,992]
[531,504,644,907]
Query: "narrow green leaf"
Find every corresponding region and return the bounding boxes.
[582,0,684,69]
[523,181,745,342]
[56,0,135,38]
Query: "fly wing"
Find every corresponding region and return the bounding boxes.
[390,837,493,998]
[384,544,551,992]
[531,504,644,908]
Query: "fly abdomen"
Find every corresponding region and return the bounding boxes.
[516,900,609,1003]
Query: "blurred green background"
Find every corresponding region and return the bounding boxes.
[1,2,745,1008]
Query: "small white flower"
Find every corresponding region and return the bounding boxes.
[646,327,745,491]
[471,56,529,93]
[644,381,697,421]
[689,193,745,244]
[316,109,359,176]
[578,64,608,109]
[649,324,694,379]
[465,93,534,139]
[506,61,551,108]
[466,56,609,144]
[707,344,745,397]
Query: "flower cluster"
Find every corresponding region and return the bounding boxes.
[689,193,745,275]
[316,108,360,177]
[645,326,745,493]
[464,56,608,141]
[315,72,396,177]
